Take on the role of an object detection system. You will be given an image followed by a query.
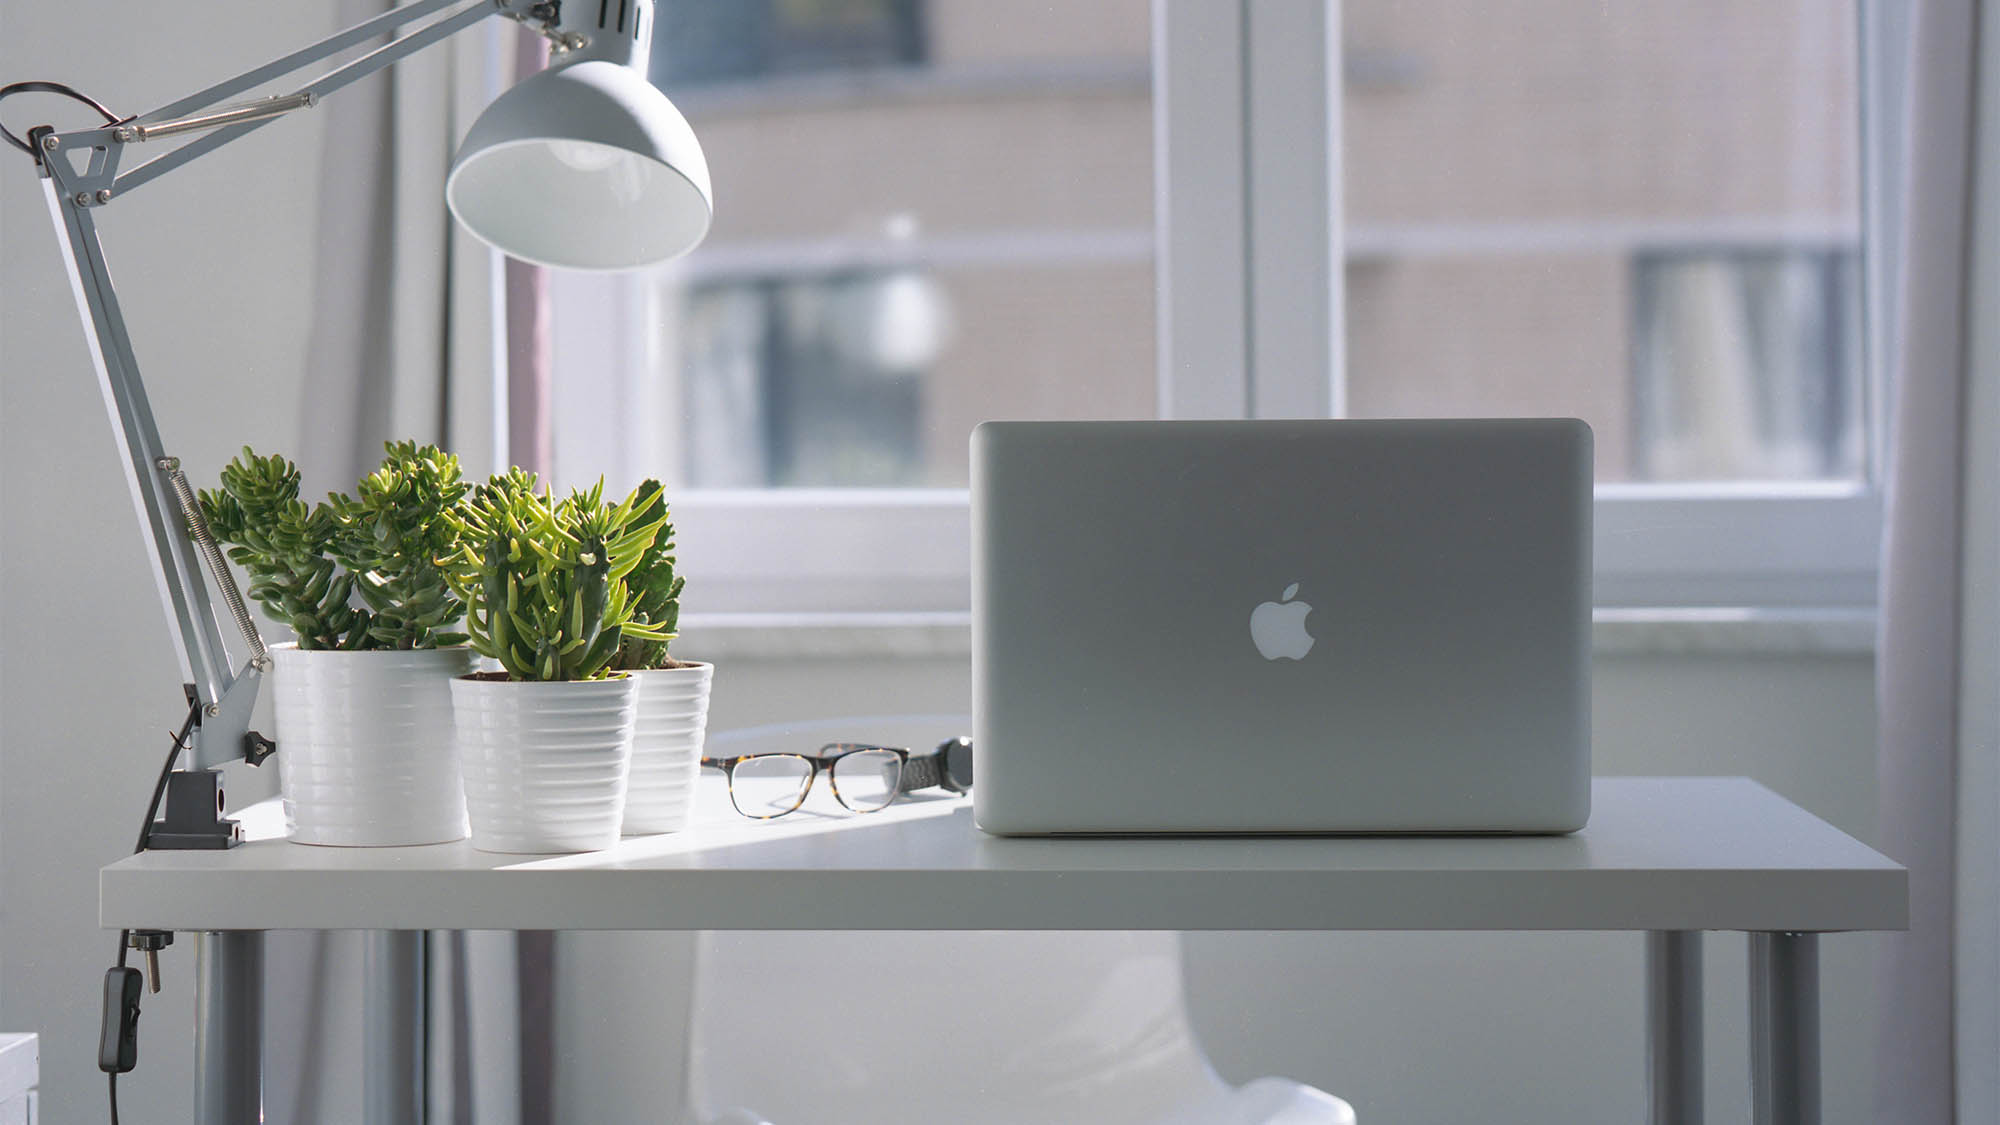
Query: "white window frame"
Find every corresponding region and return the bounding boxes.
[1156,0,1883,613]
[560,0,1888,618]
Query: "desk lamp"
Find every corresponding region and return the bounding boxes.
[3,2,706,1118]
[4,0,708,842]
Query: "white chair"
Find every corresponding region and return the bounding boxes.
[680,718,1355,1125]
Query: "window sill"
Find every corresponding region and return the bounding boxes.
[677,608,1876,662]
[678,613,975,661]
[1589,607,1875,657]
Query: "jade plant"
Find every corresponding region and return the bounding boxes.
[443,472,673,681]
[199,448,367,650]
[199,442,472,650]
[329,441,470,649]
[608,479,686,672]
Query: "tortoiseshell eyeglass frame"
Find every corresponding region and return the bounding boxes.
[700,743,910,819]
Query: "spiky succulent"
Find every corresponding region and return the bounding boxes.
[608,479,684,671]
[199,448,368,650]
[443,473,672,681]
[328,441,470,650]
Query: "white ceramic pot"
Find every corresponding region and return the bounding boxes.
[622,662,714,835]
[450,674,640,853]
[270,643,476,847]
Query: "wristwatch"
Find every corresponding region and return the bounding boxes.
[898,736,974,795]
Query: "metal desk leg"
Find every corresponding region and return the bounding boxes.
[1646,930,1703,1125]
[364,930,426,1125]
[194,931,262,1125]
[1750,932,1820,1125]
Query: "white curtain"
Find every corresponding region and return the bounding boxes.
[1875,0,1999,1121]
[267,3,519,1122]
[294,0,504,495]
[1946,0,2000,1114]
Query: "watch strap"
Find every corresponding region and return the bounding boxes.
[899,754,944,794]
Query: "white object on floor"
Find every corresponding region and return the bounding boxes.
[681,717,1353,1125]
[0,1035,37,1125]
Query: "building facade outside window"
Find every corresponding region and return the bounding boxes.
[551,0,1879,615]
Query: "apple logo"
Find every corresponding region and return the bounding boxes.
[1250,582,1315,661]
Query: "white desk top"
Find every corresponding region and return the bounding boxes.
[100,777,1905,933]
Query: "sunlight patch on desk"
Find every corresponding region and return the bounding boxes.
[496,780,968,870]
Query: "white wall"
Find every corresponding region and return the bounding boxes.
[0,1,334,1119]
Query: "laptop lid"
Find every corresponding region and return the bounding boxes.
[972,419,1592,835]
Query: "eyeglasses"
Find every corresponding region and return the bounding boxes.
[702,743,909,820]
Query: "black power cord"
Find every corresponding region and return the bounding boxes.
[0,80,123,156]
[105,701,201,1125]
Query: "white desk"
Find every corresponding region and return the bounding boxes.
[102,777,1905,1125]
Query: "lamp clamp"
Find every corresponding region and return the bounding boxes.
[242,731,277,768]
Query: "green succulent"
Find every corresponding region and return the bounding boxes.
[608,479,684,672]
[198,448,368,650]
[443,472,673,682]
[328,441,471,650]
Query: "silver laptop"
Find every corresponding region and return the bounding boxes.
[972,419,1592,835]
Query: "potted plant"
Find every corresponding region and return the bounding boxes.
[606,480,713,835]
[201,442,477,846]
[442,472,672,853]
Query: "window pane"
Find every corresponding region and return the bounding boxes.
[655,0,926,86]
[1632,250,1863,481]
[552,0,1155,491]
[1342,1,1865,484]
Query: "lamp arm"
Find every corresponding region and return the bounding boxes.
[34,170,255,770]
[132,0,492,129]
[37,0,539,203]
[111,0,522,198]
[27,0,549,770]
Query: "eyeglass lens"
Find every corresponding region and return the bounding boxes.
[729,754,813,819]
[830,749,902,813]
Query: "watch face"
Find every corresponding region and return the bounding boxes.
[941,737,974,790]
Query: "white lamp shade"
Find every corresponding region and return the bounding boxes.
[446,60,713,271]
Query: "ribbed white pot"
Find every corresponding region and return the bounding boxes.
[270,643,476,847]
[622,663,714,835]
[451,674,639,853]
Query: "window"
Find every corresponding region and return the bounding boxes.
[1338,2,1867,491]
[1632,248,1864,483]
[653,0,926,87]
[1347,0,1876,607]
[552,0,1890,617]
[680,271,942,487]
[552,0,1153,612]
